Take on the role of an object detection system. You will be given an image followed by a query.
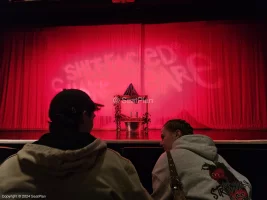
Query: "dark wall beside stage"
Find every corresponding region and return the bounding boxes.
[0,143,266,199]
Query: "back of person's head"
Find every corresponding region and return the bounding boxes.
[161,119,193,151]
[164,119,193,136]
[48,89,103,135]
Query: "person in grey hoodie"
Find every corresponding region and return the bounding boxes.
[0,89,152,200]
[152,119,252,200]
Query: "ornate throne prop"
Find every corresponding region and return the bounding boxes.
[113,83,151,135]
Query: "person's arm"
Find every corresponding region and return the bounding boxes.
[151,173,172,200]
[151,152,173,200]
[218,155,252,198]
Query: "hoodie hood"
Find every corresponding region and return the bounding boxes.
[17,138,107,177]
[172,134,217,161]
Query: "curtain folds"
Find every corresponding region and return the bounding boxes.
[0,22,266,130]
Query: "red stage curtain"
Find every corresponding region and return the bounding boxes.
[0,22,267,130]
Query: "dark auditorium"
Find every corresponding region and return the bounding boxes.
[0,1,266,200]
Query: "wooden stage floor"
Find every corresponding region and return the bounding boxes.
[1,129,267,144]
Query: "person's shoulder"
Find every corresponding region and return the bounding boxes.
[105,148,135,172]
[1,153,18,164]
[154,151,168,169]
[0,154,19,173]
[106,148,131,163]
[158,151,168,161]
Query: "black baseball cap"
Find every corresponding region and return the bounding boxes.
[49,89,104,121]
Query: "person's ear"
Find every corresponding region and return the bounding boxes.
[80,111,88,124]
[83,110,88,116]
[175,130,182,138]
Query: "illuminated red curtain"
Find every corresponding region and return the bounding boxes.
[0,25,142,130]
[0,22,267,130]
[143,22,267,129]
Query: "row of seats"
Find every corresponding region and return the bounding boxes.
[1,145,266,199]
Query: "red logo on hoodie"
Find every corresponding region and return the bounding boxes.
[202,162,249,200]
[211,168,227,181]
[230,189,248,200]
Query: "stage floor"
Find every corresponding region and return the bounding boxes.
[0,129,267,144]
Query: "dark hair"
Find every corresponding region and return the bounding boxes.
[163,119,193,136]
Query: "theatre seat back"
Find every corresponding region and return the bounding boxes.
[122,147,164,193]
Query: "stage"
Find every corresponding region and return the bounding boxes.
[1,129,267,145]
[1,5,267,199]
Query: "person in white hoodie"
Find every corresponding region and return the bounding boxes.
[0,89,152,200]
[152,119,252,200]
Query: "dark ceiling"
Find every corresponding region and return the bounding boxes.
[0,1,266,27]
